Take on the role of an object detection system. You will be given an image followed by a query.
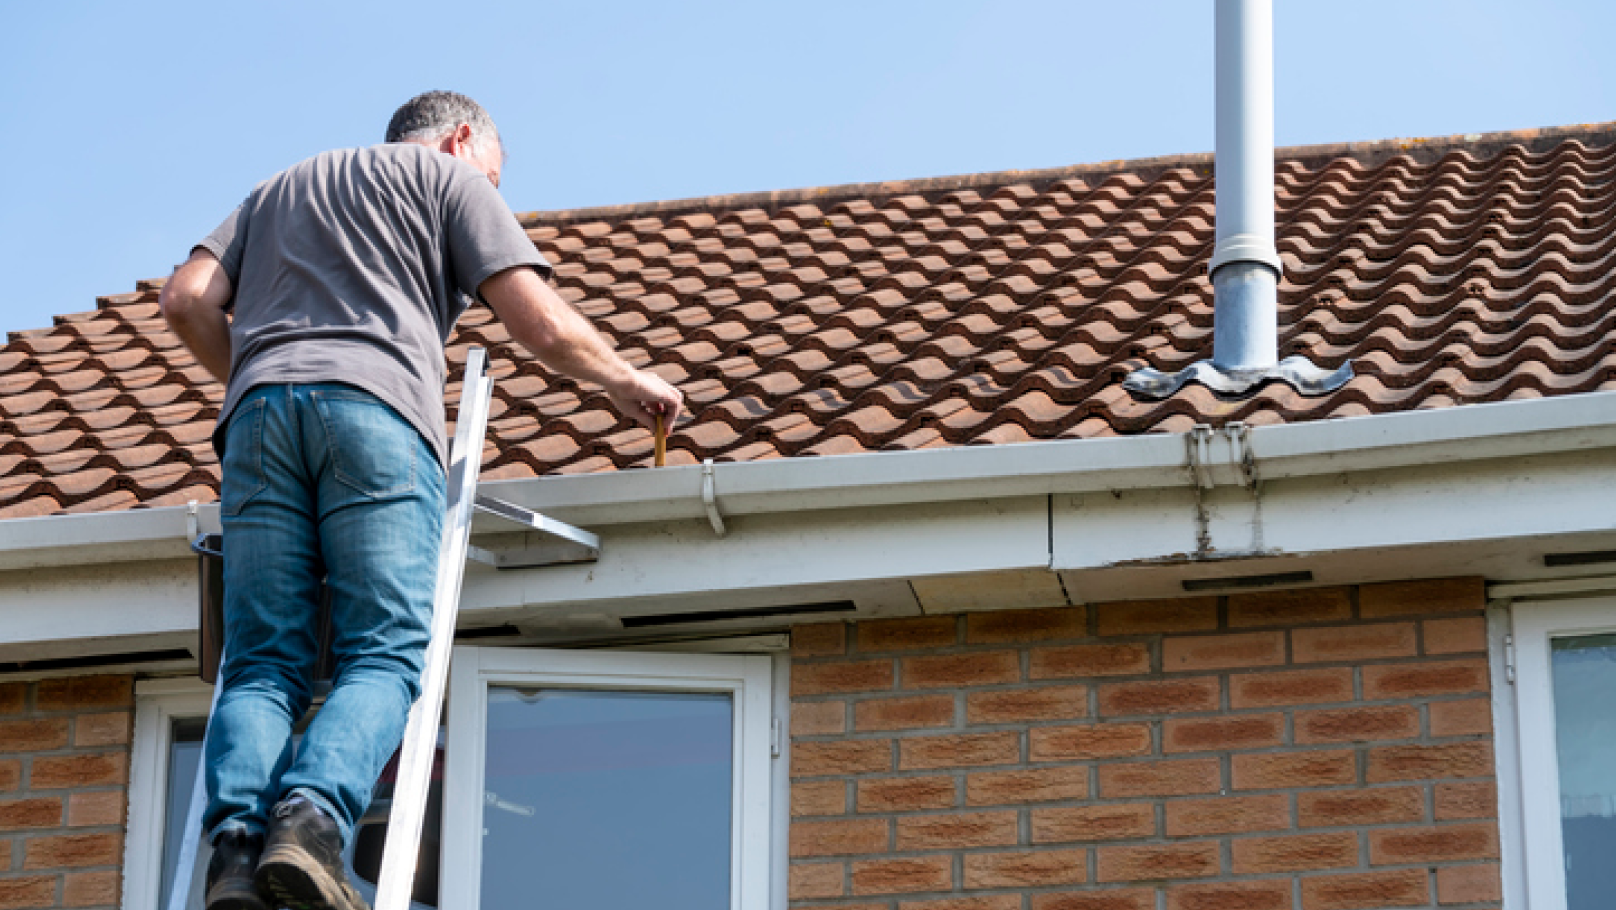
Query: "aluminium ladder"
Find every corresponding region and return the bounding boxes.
[168,348,601,910]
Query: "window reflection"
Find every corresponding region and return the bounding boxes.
[480,688,733,910]
[1552,634,1616,908]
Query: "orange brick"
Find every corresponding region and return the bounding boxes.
[1367,742,1492,783]
[1165,794,1288,836]
[1030,724,1153,762]
[793,740,892,777]
[1368,823,1498,864]
[1032,803,1156,843]
[789,862,845,900]
[859,616,957,652]
[1165,879,1292,910]
[1031,888,1155,910]
[1292,623,1416,663]
[902,652,1020,689]
[0,684,24,716]
[852,856,953,895]
[791,700,847,736]
[1294,705,1420,744]
[0,719,69,754]
[966,766,1089,805]
[1232,750,1355,790]
[896,810,1018,850]
[1098,677,1219,716]
[30,753,127,790]
[0,876,55,910]
[964,849,1088,888]
[793,660,894,696]
[1231,832,1358,873]
[1435,781,1497,820]
[23,832,121,869]
[62,871,118,908]
[1363,659,1488,699]
[1031,643,1152,679]
[1098,758,1220,798]
[1163,714,1283,753]
[791,818,889,857]
[35,677,132,713]
[1097,842,1219,882]
[1163,631,1285,672]
[1301,869,1427,910]
[1228,587,1352,628]
[855,695,956,731]
[899,732,1019,771]
[1230,668,1354,708]
[967,685,1088,724]
[968,607,1086,644]
[1429,698,1492,737]
[857,776,956,813]
[72,712,131,749]
[1423,616,1486,655]
[793,780,848,816]
[0,761,18,792]
[1298,787,1424,827]
[1097,597,1219,636]
[0,799,62,831]
[1435,864,1501,904]
[902,897,1022,910]
[1360,577,1483,618]
[794,623,847,657]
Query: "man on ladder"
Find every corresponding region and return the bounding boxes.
[160,90,682,910]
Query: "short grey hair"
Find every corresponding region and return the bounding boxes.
[386,90,501,156]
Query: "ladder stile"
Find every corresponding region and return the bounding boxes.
[374,347,495,910]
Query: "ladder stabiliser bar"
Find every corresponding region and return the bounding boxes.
[468,494,601,569]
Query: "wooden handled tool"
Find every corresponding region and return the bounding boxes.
[654,412,667,467]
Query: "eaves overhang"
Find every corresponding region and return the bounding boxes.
[2,391,1615,665]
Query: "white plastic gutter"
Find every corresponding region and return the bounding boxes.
[1,391,1614,573]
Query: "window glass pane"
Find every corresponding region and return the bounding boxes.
[481,688,732,910]
[156,717,444,910]
[160,718,208,910]
[1552,633,1616,908]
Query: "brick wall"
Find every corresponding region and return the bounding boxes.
[0,676,132,910]
[788,578,1500,910]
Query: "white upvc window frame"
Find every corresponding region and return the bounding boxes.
[440,645,776,910]
[1510,594,1616,910]
[124,678,213,910]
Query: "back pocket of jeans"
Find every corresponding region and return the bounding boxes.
[312,390,417,498]
[221,398,269,517]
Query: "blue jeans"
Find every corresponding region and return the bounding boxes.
[204,383,444,847]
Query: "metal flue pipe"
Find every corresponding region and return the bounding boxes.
[1124,0,1350,398]
[1208,0,1281,371]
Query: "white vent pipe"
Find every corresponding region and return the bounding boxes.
[1123,0,1350,397]
[1208,0,1282,371]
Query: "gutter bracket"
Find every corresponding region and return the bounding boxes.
[702,459,729,537]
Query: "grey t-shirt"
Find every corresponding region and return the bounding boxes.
[199,142,550,466]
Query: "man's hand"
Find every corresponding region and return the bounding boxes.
[159,250,234,383]
[606,368,683,430]
[481,266,684,429]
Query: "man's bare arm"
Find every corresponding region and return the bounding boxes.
[479,266,683,428]
[159,250,234,383]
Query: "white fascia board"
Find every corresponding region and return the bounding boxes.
[1,390,1614,573]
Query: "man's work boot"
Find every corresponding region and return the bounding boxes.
[205,831,267,910]
[255,796,370,910]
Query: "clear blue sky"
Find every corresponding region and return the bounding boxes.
[1,1,1610,337]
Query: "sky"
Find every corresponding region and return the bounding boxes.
[1,0,1611,337]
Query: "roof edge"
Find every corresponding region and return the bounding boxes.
[515,120,1616,228]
